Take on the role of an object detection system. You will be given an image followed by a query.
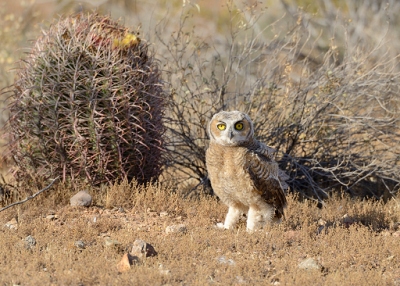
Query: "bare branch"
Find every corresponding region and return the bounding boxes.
[0,176,59,212]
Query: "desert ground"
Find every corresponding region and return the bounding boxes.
[0,181,399,285]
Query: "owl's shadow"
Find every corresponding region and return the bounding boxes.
[316,210,396,235]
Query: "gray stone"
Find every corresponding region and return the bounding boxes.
[4,218,18,230]
[24,235,36,250]
[104,238,121,247]
[74,240,86,249]
[342,214,355,227]
[158,263,171,275]
[217,256,235,265]
[159,211,169,217]
[130,239,157,258]
[298,258,321,270]
[70,190,92,207]
[165,224,187,234]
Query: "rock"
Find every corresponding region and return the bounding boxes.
[99,232,111,238]
[112,207,125,213]
[70,190,92,207]
[386,255,395,261]
[166,224,187,234]
[158,264,171,275]
[392,231,400,237]
[317,225,325,235]
[4,218,18,230]
[342,214,355,228]
[104,238,121,247]
[159,269,171,275]
[130,239,157,258]
[298,258,321,270]
[75,240,86,249]
[117,254,130,272]
[24,235,36,250]
[46,214,58,220]
[159,211,168,217]
[217,256,235,265]
[117,253,139,272]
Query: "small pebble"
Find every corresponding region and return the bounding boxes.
[166,224,187,234]
[46,214,58,220]
[24,235,36,250]
[104,238,121,247]
[298,258,321,270]
[4,218,18,230]
[75,240,86,249]
[217,256,235,265]
[159,211,168,217]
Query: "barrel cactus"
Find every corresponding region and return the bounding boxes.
[8,13,165,185]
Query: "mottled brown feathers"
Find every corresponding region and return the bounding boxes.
[245,149,287,218]
[206,110,289,231]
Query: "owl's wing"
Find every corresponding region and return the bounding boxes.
[255,142,290,190]
[254,142,276,160]
[246,143,288,218]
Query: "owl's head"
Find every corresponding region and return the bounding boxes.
[207,110,254,146]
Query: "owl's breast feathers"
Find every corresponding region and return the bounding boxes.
[245,141,289,218]
[206,141,289,218]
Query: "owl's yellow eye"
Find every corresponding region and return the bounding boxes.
[235,122,244,130]
[217,123,226,131]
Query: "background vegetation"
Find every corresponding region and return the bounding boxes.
[7,13,165,187]
[0,1,400,285]
[2,0,400,203]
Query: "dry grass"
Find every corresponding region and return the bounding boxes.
[1,2,400,285]
[1,182,399,285]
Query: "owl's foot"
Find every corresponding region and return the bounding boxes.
[246,203,274,232]
[223,206,243,229]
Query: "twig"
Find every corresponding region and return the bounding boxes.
[0,176,60,212]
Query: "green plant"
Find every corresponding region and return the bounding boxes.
[7,13,165,187]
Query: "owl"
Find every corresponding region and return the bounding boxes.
[206,110,289,231]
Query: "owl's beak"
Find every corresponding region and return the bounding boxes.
[229,130,234,139]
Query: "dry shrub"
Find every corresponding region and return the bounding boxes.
[1,0,400,203]
[5,13,164,188]
[157,1,400,201]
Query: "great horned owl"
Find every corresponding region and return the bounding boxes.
[206,110,289,231]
